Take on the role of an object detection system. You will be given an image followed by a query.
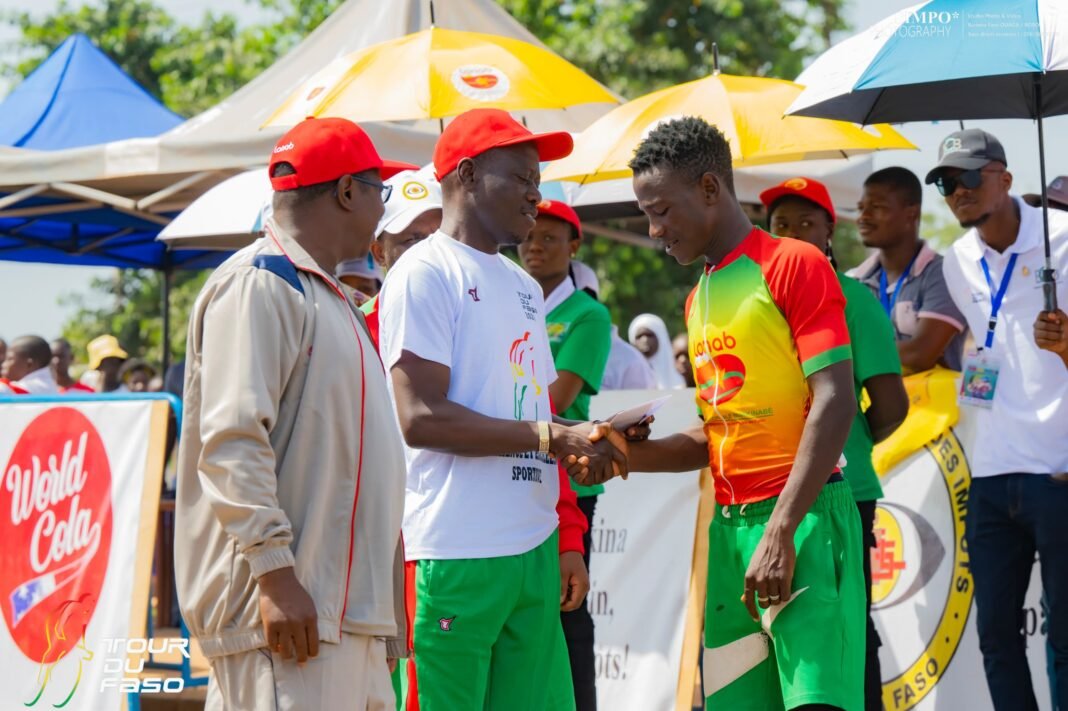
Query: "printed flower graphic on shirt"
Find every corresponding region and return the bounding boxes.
[509,332,543,421]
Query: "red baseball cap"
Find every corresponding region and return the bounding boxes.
[433,108,573,180]
[759,177,836,225]
[535,199,582,239]
[269,117,414,191]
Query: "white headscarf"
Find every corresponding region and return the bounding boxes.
[627,314,685,390]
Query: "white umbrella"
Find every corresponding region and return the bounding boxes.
[158,169,271,251]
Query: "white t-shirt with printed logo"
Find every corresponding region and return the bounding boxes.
[943,197,1068,479]
[379,231,559,560]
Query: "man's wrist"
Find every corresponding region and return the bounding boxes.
[257,565,297,591]
[537,420,551,455]
[765,516,798,540]
[548,422,565,452]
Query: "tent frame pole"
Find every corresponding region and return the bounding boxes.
[162,255,173,375]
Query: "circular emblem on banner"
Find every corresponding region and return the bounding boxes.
[784,178,809,191]
[0,408,113,663]
[871,506,905,605]
[451,65,510,102]
[876,430,973,709]
[402,181,430,201]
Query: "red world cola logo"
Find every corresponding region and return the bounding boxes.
[0,408,112,662]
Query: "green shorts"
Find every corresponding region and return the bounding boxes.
[411,531,575,711]
[704,481,865,711]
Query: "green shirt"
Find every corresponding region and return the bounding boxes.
[547,289,612,497]
[839,274,901,502]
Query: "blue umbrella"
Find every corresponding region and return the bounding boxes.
[788,0,1067,310]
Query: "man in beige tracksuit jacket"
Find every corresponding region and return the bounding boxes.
[175,117,411,710]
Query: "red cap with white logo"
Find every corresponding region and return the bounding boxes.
[268,117,414,192]
[433,108,573,180]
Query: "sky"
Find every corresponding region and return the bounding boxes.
[1,0,1066,344]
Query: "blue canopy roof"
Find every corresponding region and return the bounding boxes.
[0,34,222,269]
[0,208,227,270]
[0,34,182,150]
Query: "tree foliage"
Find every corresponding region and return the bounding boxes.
[5,0,850,362]
[59,271,209,369]
[500,0,850,336]
[5,0,344,117]
[499,0,846,97]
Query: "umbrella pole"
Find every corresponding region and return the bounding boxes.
[1034,76,1058,312]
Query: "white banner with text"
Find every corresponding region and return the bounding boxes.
[0,398,168,710]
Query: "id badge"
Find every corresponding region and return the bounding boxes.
[959,350,1001,409]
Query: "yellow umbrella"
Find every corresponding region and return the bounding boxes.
[265,27,618,127]
[541,73,915,184]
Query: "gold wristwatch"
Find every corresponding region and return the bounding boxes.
[537,420,551,455]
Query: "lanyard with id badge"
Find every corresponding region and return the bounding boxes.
[960,252,1017,408]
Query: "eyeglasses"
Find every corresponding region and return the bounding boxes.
[933,167,1003,197]
[350,175,393,203]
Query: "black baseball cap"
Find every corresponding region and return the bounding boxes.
[924,129,1007,184]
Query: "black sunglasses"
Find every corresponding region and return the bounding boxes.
[934,167,1002,197]
[351,175,393,203]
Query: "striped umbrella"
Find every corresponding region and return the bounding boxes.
[788,0,1068,309]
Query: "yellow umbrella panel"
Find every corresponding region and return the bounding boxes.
[265,27,619,127]
[541,73,914,184]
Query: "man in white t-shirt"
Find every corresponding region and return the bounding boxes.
[379,108,629,711]
[0,335,59,394]
[929,128,1068,711]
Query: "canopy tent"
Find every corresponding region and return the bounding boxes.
[0,0,616,270]
[0,33,182,151]
[0,34,212,269]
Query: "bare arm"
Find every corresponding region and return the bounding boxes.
[390,350,622,477]
[897,318,959,373]
[767,360,854,533]
[548,370,586,415]
[743,360,854,620]
[620,423,709,473]
[863,372,909,443]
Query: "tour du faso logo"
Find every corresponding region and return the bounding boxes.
[873,430,973,710]
[899,9,958,38]
[451,65,510,102]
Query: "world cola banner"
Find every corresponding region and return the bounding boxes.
[588,380,1051,711]
[0,398,169,711]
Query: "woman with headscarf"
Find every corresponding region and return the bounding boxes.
[628,313,685,389]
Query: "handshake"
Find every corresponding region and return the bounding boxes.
[549,417,653,487]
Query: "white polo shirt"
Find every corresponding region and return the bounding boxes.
[942,197,1068,478]
[379,232,559,561]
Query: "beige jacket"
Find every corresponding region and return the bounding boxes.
[175,219,407,659]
